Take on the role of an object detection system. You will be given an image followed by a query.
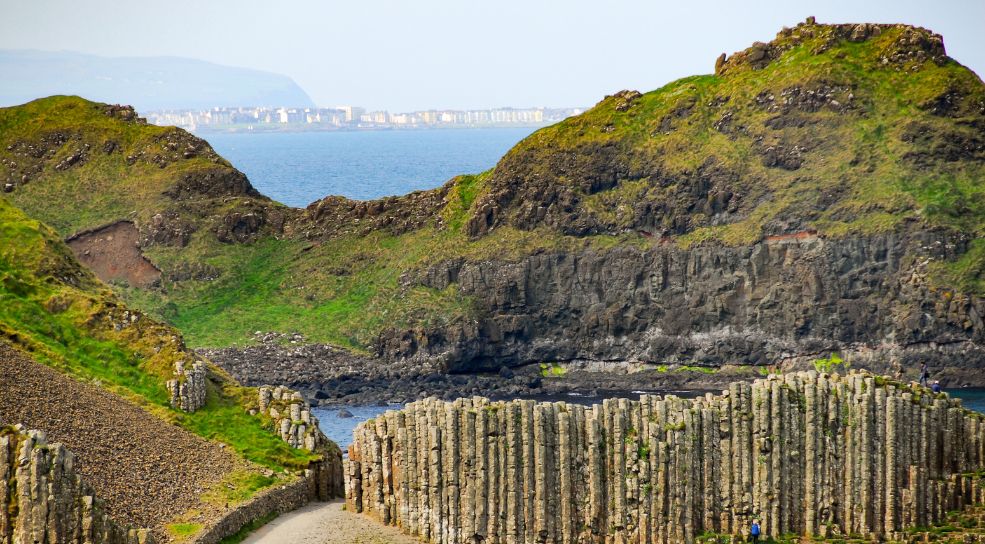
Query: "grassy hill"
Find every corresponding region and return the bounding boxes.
[0,196,320,539]
[1,19,983,360]
[468,22,985,245]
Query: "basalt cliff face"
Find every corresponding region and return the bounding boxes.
[390,229,985,376]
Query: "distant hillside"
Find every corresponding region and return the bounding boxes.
[0,50,314,111]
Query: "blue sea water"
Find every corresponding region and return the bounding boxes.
[204,127,538,207]
[953,388,985,414]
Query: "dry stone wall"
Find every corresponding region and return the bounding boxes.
[0,426,153,544]
[189,473,316,544]
[345,371,985,543]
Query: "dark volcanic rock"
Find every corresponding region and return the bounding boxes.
[163,166,260,200]
[386,230,985,379]
[201,334,769,405]
[295,186,450,239]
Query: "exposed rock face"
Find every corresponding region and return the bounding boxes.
[254,385,344,499]
[294,186,451,239]
[166,360,207,412]
[389,230,985,380]
[0,426,153,544]
[345,371,985,543]
[257,385,321,451]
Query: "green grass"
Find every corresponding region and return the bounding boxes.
[934,238,985,296]
[166,522,203,541]
[175,384,315,470]
[202,470,278,506]
[539,362,567,378]
[813,353,850,374]
[0,198,315,470]
[677,365,718,374]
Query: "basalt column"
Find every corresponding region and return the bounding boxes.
[345,371,985,543]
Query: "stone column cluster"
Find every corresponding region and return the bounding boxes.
[166,360,206,412]
[344,371,985,543]
[256,386,344,499]
[0,426,153,544]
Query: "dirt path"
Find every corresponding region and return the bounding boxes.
[242,500,420,544]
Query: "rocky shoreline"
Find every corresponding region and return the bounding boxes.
[200,333,985,407]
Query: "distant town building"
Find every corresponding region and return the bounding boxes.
[144,104,585,132]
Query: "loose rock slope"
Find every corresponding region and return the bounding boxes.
[0,344,237,534]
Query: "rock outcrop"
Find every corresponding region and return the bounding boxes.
[166,360,207,412]
[0,426,153,544]
[345,371,985,543]
[390,230,985,382]
[254,385,344,499]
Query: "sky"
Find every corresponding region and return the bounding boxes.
[1,0,983,112]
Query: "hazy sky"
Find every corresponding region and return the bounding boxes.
[1,0,983,111]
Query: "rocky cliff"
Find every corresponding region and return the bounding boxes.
[368,19,985,379]
[390,229,985,378]
[345,371,985,543]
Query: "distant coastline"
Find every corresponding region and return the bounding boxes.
[185,122,555,134]
[145,104,585,134]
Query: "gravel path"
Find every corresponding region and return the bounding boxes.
[242,501,420,544]
[0,344,238,536]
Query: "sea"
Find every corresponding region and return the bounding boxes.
[205,127,538,207]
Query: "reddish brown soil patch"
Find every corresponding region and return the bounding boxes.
[0,344,237,536]
[67,221,161,287]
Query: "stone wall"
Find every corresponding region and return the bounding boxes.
[184,385,346,543]
[345,371,985,543]
[189,473,314,544]
[0,426,153,544]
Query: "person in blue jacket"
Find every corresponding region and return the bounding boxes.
[750,519,761,543]
[932,380,942,394]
